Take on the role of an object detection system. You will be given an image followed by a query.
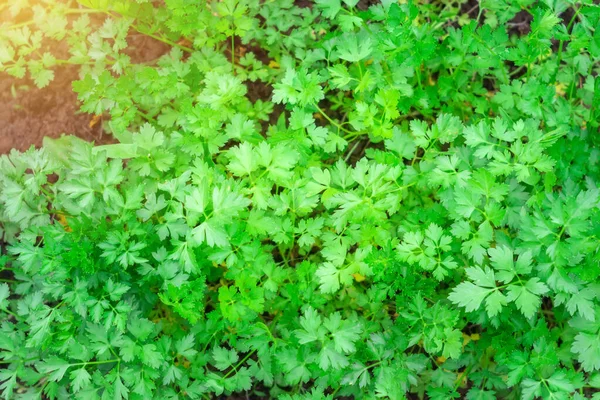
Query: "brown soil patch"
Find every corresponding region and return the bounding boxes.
[0,2,112,154]
[0,29,172,155]
[0,66,107,154]
[0,1,171,155]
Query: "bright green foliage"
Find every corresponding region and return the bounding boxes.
[1,0,600,399]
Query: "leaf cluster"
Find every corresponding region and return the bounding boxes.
[1,0,600,399]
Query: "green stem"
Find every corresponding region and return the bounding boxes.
[454,365,473,391]
[314,104,354,135]
[476,5,483,23]
[223,350,256,379]
[509,65,526,77]
[73,358,120,366]
[568,66,578,99]
[231,34,235,72]
[136,109,152,122]
[344,140,362,163]
[257,322,276,343]
[3,20,34,30]
[2,308,17,318]
[202,332,218,354]
[0,357,39,365]
[133,27,194,53]
[331,385,342,398]
[287,200,297,263]
[278,245,289,267]
[54,59,113,66]
[554,6,582,82]
[416,65,423,89]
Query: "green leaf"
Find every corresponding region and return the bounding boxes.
[449,267,507,316]
[337,34,372,62]
[295,307,325,344]
[0,283,9,309]
[175,334,198,359]
[31,67,54,88]
[212,347,239,371]
[191,220,228,247]
[141,344,164,368]
[92,143,138,159]
[324,312,362,353]
[488,246,532,283]
[272,69,324,107]
[38,357,71,382]
[316,0,341,18]
[572,333,600,372]
[113,376,129,400]
[70,367,92,392]
[316,262,341,293]
[506,278,548,319]
[442,328,462,359]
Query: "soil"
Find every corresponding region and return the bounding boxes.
[507,9,533,36]
[0,5,103,154]
[0,5,170,155]
[0,66,107,154]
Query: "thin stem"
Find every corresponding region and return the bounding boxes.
[278,245,289,267]
[509,65,526,77]
[476,4,483,23]
[133,27,194,53]
[554,6,582,82]
[344,140,362,163]
[465,3,478,16]
[287,197,297,263]
[223,350,256,379]
[73,358,120,366]
[136,109,152,122]
[257,322,274,340]
[2,20,34,30]
[454,365,473,391]
[2,308,17,318]
[389,182,416,194]
[0,357,38,364]
[55,59,112,66]
[314,104,354,135]
[231,34,235,72]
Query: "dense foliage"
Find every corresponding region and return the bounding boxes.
[1,0,600,398]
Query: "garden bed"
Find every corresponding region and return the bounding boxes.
[0,1,599,399]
